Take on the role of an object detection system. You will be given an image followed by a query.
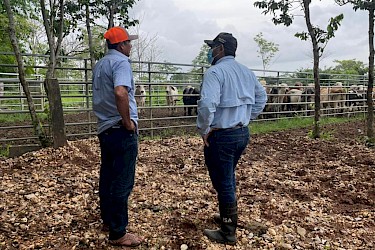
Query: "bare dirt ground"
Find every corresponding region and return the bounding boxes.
[0,120,374,250]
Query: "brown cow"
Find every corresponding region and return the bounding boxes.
[320,82,346,114]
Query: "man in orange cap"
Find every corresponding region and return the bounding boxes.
[92,26,143,247]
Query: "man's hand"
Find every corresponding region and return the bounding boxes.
[122,119,136,132]
[202,131,212,147]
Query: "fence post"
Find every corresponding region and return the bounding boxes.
[0,82,4,108]
[148,62,153,138]
[84,58,92,134]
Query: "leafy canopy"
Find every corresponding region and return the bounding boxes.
[254,0,344,57]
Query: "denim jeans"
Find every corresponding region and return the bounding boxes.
[98,127,138,240]
[204,127,250,204]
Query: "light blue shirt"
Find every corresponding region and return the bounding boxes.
[197,56,267,136]
[92,49,138,134]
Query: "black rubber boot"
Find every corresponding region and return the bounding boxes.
[213,213,221,224]
[204,202,237,245]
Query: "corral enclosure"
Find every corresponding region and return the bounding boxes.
[0,55,374,249]
[0,53,371,151]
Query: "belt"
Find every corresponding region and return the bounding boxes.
[110,120,123,129]
[212,125,244,132]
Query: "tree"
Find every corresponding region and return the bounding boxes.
[189,44,210,82]
[3,0,49,147]
[330,59,368,75]
[39,0,70,148]
[254,0,343,138]
[253,32,279,75]
[78,0,139,68]
[335,0,374,144]
[0,1,35,73]
[130,15,162,80]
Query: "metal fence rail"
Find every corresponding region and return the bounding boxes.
[0,53,371,151]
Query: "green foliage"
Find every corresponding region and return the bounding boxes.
[192,44,210,66]
[329,59,368,75]
[253,32,279,72]
[295,13,344,56]
[189,44,209,81]
[0,144,10,157]
[254,1,344,58]
[152,61,182,81]
[292,59,367,83]
[91,0,139,28]
[336,1,375,11]
[307,129,334,140]
[254,0,294,26]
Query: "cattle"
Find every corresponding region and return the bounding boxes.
[320,82,346,114]
[182,86,200,116]
[346,85,366,113]
[135,85,146,107]
[291,81,304,91]
[166,85,179,114]
[260,80,273,95]
[301,87,315,112]
[346,90,364,113]
[262,83,289,118]
[286,88,303,112]
[269,83,289,111]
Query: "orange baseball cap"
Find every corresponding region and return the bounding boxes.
[104,26,138,44]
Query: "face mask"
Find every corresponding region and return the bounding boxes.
[207,49,214,64]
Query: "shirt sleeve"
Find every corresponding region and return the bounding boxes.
[113,60,132,90]
[197,69,221,135]
[251,78,268,120]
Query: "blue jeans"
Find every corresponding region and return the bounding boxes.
[98,127,138,240]
[204,127,250,204]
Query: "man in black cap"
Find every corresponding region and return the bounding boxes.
[197,32,267,245]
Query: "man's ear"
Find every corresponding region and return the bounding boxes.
[218,44,225,54]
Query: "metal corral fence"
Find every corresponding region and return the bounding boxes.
[0,53,370,152]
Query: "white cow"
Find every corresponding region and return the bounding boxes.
[135,85,146,107]
[166,85,179,115]
[286,88,303,112]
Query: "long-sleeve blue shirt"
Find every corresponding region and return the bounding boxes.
[197,56,267,136]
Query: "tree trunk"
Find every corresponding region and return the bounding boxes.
[303,0,321,138]
[108,2,116,29]
[367,6,374,142]
[40,0,67,148]
[44,78,67,148]
[85,3,96,70]
[4,0,50,147]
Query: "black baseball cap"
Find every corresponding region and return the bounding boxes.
[204,32,237,53]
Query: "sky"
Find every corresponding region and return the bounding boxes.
[128,0,369,72]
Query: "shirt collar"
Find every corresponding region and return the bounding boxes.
[215,55,235,64]
[107,49,130,61]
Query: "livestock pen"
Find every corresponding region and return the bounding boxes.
[0,53,371,155]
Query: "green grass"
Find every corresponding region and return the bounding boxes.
[0,145,10,157]
[250,115,364,135]
[0,113,48,123]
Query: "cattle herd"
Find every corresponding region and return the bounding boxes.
[260,80,375,118]
[134,80,375,118]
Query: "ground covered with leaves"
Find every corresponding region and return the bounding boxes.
[0,121,374,249]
